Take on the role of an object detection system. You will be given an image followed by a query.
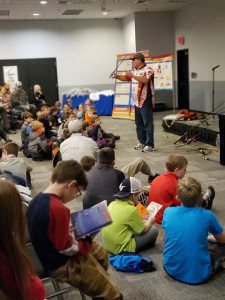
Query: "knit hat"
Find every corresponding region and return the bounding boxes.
[68,119,82,133]
[31,121,43,133]
[113,177,142,199]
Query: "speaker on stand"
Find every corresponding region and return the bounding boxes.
[219,114,225,165]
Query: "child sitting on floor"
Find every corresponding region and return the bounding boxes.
[80,155,95,173]
[91,115,115,149]
[24,121,52,161]
[162,176,225,284]
[57,112,75,144]
[147,154,215,224]
[102,177,158,254]
[0,142,32,187]
[26,160,122,299]
[84,107,97,127]
[46,106,59,128]
[21,112,33,144]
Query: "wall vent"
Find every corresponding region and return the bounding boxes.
[62,9,83,15]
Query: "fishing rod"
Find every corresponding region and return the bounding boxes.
[109,60,124,78]
[174,102,225,145]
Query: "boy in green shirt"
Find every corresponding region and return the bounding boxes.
[102,177,158,254]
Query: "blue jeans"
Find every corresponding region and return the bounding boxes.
[135,105,154,147]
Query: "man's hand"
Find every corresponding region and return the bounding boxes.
[110,71,116,78]
[125,70,133,78]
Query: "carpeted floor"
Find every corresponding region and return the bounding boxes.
[6,110,225,300]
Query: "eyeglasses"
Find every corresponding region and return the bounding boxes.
[76,185,82,196]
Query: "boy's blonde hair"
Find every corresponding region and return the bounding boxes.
[41,105,49,112]
[177,177,202,207]
[36,111,45,120]
[166,154,188,172]
[30,121,43,131]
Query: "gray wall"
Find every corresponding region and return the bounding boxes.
[174,0,225,112]
[135,12,175,57]
[135,12,175,109]
[0,19,125,100]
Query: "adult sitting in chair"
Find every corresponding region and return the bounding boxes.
[10,81,36,114]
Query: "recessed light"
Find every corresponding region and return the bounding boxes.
[40,1,47,4]
[102,11,108,15]
[33,13,40,16]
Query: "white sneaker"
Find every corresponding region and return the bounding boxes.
[142,146,155,152]
[134,143,144,150]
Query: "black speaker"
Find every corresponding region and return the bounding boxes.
[219,115,225,165]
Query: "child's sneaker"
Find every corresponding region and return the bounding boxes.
[138,192,147,206]
[134,143,144,150]
[202,186,215,210]
[148,172,160,184]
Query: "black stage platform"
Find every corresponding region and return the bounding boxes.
[162,116,219,146]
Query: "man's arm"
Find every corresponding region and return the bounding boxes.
[114,74,131,82]
[125,70,149,84]
[208,232,225,244]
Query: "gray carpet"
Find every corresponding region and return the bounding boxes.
[6,110,225,299]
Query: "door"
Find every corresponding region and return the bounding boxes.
[177,49,189,109]
[0,58,59,106]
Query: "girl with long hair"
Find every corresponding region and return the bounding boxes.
[0,179,46,300]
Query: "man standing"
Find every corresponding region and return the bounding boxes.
[113,52,155,152]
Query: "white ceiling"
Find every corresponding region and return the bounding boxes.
[0,0,199,20]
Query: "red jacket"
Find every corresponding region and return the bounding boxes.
[147,172,181,224]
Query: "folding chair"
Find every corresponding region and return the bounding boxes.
[26,242,86,300]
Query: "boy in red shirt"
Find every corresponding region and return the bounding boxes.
[147,154,215,224]
[27,160,122,300]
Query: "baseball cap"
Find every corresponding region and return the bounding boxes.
[68,119,82,132]
[113,177,142,199]
[130,52,145,61]
[16,81,22,87]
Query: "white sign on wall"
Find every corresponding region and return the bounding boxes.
[3,66,18,91]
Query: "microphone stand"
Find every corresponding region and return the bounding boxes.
[212,65,220,118]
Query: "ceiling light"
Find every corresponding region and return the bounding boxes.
[33,13,40,16]
[40,1,47,4]
[101,0,109,15]
[134,0,150,3]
